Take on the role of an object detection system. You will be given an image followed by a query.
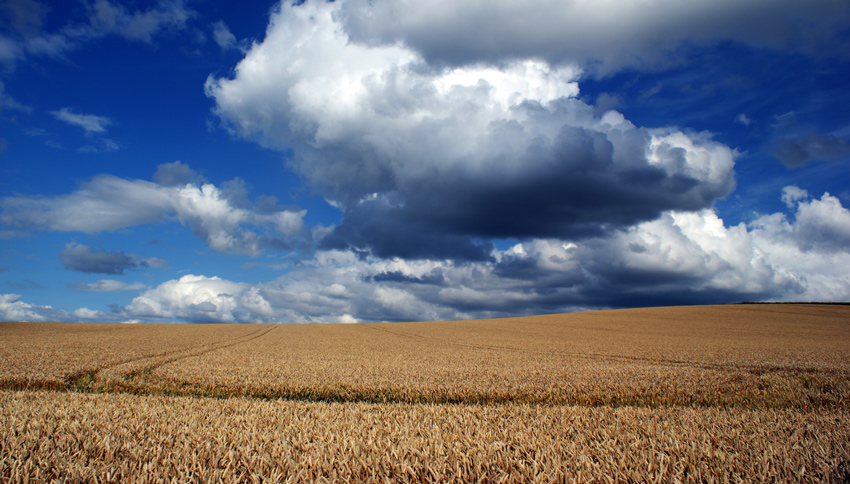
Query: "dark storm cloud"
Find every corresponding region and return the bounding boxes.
[59,243,165,275]
[319,200,495,261]
[774,133,850,168]
[371,270,444,285]
[577,286,772,310]
[319,109,733,260]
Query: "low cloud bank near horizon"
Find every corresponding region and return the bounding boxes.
[2,185,848,324]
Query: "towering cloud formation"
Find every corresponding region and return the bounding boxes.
[207,1,736,260]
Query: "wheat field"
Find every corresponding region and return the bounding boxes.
[2,304,849,482]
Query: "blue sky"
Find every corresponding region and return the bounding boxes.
[1,0,849,324]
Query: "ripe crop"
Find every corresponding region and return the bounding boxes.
[2,304,849,482]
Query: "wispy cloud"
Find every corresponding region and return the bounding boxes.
[735,113,752,126]
[211,20,237,51]
[88,0,195,44]
[68,279,147,292]
[24,128,48,136]
[50,107,111,134]
[0,81,33,113]
[7,279,42,290]
[78,138,120,153]
[0,0,196,68]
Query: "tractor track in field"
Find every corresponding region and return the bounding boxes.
[99,325,278,386]
[2,326,277,393]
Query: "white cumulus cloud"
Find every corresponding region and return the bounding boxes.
[0,293,113,322]
[0,293,51,321]
[122,274,273,324]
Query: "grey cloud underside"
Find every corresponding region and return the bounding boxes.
[363,190,848,319]
[60,244,137,275]
[337,0,850,74]
[312,114,734,260]
[152,160,202,187]
[774,133,850,168]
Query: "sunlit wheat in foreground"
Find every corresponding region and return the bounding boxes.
[2,304,849,482]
